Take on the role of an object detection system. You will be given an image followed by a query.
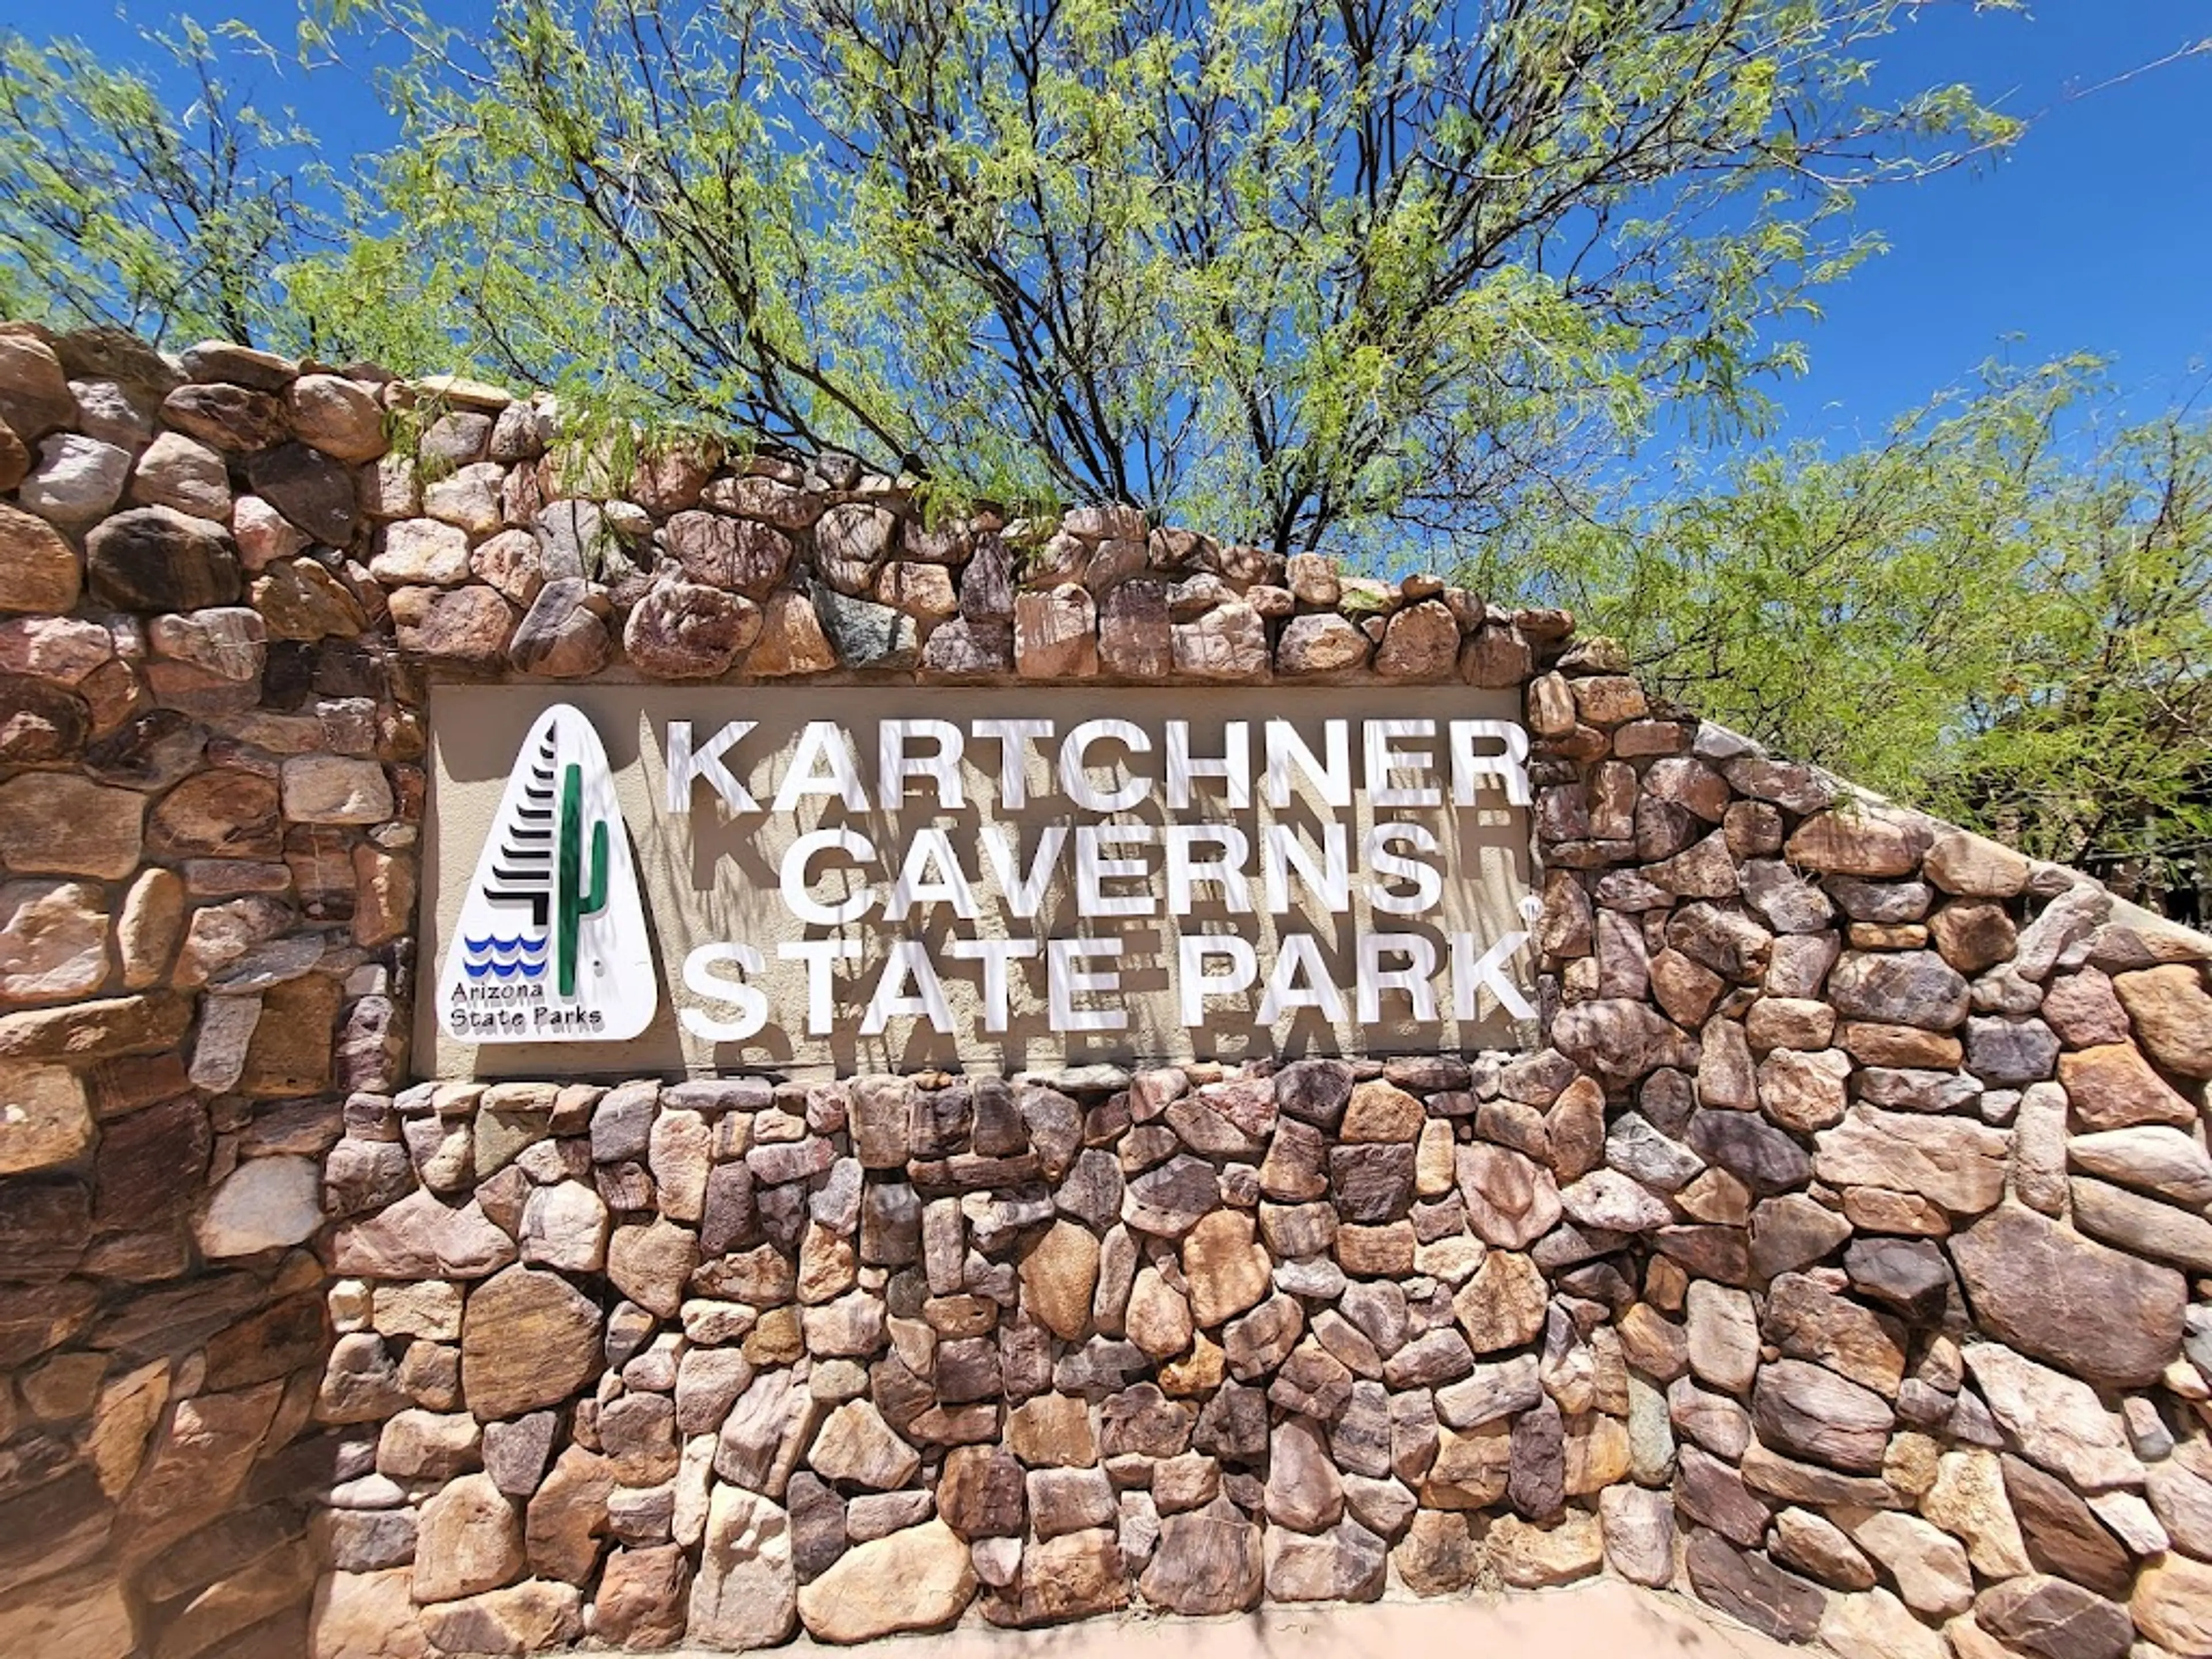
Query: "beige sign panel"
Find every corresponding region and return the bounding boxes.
[422,685,1540,1078]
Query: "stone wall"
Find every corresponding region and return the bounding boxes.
[1,319,2210,1659]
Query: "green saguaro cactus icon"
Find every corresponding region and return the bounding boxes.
[556,760,610,997]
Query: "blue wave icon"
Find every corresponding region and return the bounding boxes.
[463,957,549,980]
[464,934,548,957]
[463,931,550,979]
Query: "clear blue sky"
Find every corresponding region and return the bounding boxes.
[6,0,2208,449]
[1766,2,2212,444]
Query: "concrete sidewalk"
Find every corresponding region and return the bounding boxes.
[665,1580,1801,1659]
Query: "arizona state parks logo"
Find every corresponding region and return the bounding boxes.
[437,704,657,1043]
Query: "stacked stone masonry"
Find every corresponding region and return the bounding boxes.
[1,318,2209,1659]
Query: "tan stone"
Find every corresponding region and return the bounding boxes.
[1923,830,2031,897]
[351,846,415,948]
[1373,601,1459,679]
[1392,1509,1482,1593]
[413,1473,524,1604]
[609,1218,701,1319]
[418,1580,583,1655]
[1007,1393,1097,1467]
[1820,1587,1946,1659]
[87,1358,168,1497]
[690,1486,805,1654]
[808,1399,919,1491]
[198,1153,323,1255]
[2113,964,2212,1079]
[377,1408,482,1482]
[461,1266,603,1419]
[117,868,184,988]
[1921,1450,2031,1578]
[1569,675,1647,726]
[1342,1080,1424,1142]
[1455,1142,1562,1248]
[1813,1105,2008,1215]
[1847,1509,1972,1616]
[232,492,310,565]
[798,1518,974,1641]
[400,584,516,667]
[592,1545,691,1649]
[0,332,75,438]
[0,1059,93,1174]
[2057,1041,2197,1130]
[1277,613,1370,675]
[375,1281,465,1342]
[1020,1219,1101,1340]
[1183,1209,1272,1329]
[1452,1251,1546,1353]
[2133,1554,2212,1656]
[1014,584,1097,678]
[255,557,366,640]
[1839,1019,1941,1070]
[1950,1201,2185,1389]
[286,374,386,461]
[1173,602,1270,680]
[0,773,143,878]
[798,1222,858,1304]
[310,1566,431,1659]
[526,1444,615,1584]
[282,753,393,825]
[1785,809,1928,876]
[372,517,471,585]
[1126,1265,1195,1360]
[237,971,339,1096]
[0,501,81,613]
[1160,1333,1225,1397]
[1488,1512,1603,1588]
[423,461,505,534]
[749,587,839,677]
[1414,1118,1456,1196]
[148,770,279,860]
[1961,1344,2141,1493]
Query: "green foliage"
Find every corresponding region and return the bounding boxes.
[2,0,2025,556]
[1473,358,2212,910]
[0,20,327,347]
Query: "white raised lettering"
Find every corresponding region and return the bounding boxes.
[664,720,759,812]
[1058,718,1152,812]
[680,942,768,1041]
[779,939,860,1035]
[878,718,965,809]
[1165,720,1250,809]
[1449,719,1532,806]
[771,720,868,813]
[1264,718,1351,808]
[1358,932,1439,1022]
[1365,821,1443,915]
[1453,930,1536,1021]
[945,937,1038,1033]
[1260,933,1345,1022]
[969,718,1055,809]
[1048,937,1126,1031]
[1164,823,1251,915]
[887,828,979,921]
[780,827,876,925]
[1363,717,1441,808]
[1179,935,1257,1024]
[862,941,956,1034]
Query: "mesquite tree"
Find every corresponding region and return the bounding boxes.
[1467,358,2212,918]
[5,0,2026,557]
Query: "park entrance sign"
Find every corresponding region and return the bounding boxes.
[423,685,1541,1075]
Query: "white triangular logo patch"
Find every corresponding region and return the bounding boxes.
[435,703,657,1043]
